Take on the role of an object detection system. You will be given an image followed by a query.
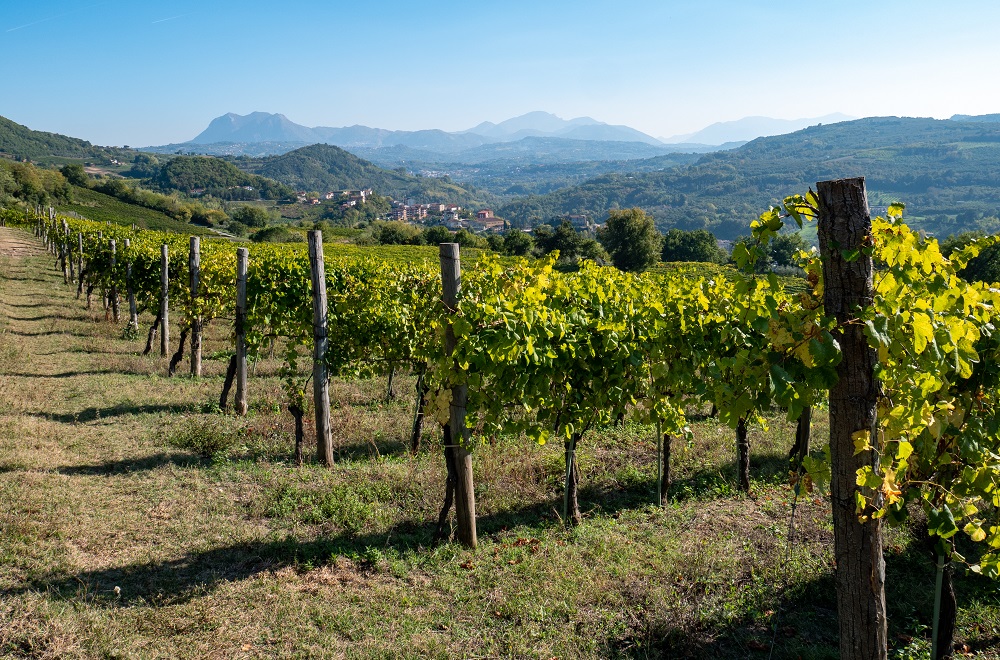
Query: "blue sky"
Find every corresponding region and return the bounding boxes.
[2,0,999,146]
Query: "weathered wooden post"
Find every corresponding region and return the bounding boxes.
[66,224,74,283]
[235,247,249,416]
[189,236,202,377]
[308,231,334,466]
[109,240,120,323]
[76,233,85,297]
[124,238,139,333]
[439,242,478,549]
[160,244,170,357]
[817,177,887,659]
[736,416,750,492]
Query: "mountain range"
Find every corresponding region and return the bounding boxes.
[661,113,854,145]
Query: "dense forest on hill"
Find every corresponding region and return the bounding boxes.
[136,155,294,200]
[0,115,136,165]
[498,117,1000,238]
[236,144,492,207]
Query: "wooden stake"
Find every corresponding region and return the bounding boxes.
[109,240,120,323]
[439,242,477,549]
[818,176,887,659]
[189,236,202,377]
[125,238,139,333]
[160,244,170,357]
[308,231,333,466]
[235,247,249,416]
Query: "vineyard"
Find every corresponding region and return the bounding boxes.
[2,177,1000,658]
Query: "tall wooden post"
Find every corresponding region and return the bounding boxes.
[308,231,334,466]
[66,225,74,283]
[235,247,249,416]
[160,244,170,357]
[439,242,478,549]
[109,240,120,323]
[818,177,887,660]
[124,238,139,333]
[189,236,202,377]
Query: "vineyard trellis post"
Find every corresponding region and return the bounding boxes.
[308,230,334,467]
[817,176,887,659]
[189,236,202,377]
[109,240,120,323]
[439,242,478,549]
[235,247,249,416]
[124,238,139,334]
[160,244,170,357]
[76,232,84,292]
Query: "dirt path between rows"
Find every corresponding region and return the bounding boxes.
[0,226,45,257]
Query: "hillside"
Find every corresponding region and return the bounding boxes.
[238,143,492,206]
[0,115,138,166]
[147,155,293,200]
[499,116,1000,238]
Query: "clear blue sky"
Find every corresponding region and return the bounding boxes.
[2,0,998,146]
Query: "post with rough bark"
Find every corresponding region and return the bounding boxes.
[234,247,249,416]
[125,239,139,333]
[160,244,170,357]
[818,177,887,660]
[439,242,478,549]
[189,237,202,377]
[308,231,334,466]
[109,240,120,323]
[76,232,84,287]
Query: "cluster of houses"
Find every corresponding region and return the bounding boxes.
[389,203,505,233]
[297,188,373,207]
[295,187,509,233]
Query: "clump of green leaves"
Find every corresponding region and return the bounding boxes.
[167,417,242,459]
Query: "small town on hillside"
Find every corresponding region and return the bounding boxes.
[294,187,600,234]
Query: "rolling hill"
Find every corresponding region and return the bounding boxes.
[498,116,1000,238]
[238,143,492,207]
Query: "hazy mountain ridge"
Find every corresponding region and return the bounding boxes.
[663,113,854,146]
[498,116,1000,239]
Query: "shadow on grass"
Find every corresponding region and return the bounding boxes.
[5,369,139,379]
[332,439,409,462]
[603,520,1000,659]
[55,452,208,476]
[5,330,92,338]
[0,503,556,608]
[33,402,193,423]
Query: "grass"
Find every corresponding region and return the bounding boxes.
[1,226,999,658]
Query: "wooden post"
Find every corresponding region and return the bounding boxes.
[817,177,887,660]
[736,416,750,492]
[125,238,139,333]
[109,240,120,323]
[189,236,202,377]
[235,247,249,416]
[66,225,74,283]
[160,244,170,357]
[439,242,478,549]
[308,231,334,466]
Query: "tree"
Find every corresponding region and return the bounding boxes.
[373,221,423,245]
[422,225,453,245]
[231,205,270,228]
[661,228,727,263]
[769,232,808,268]
[502,229,534,256]
[598,208,662,272]
[60,163,89,187]
[534,221,584,261]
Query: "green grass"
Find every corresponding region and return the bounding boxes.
[0,226,998,658]
[58,185,212,235]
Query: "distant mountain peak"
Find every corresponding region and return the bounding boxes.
[181,110,665,152]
